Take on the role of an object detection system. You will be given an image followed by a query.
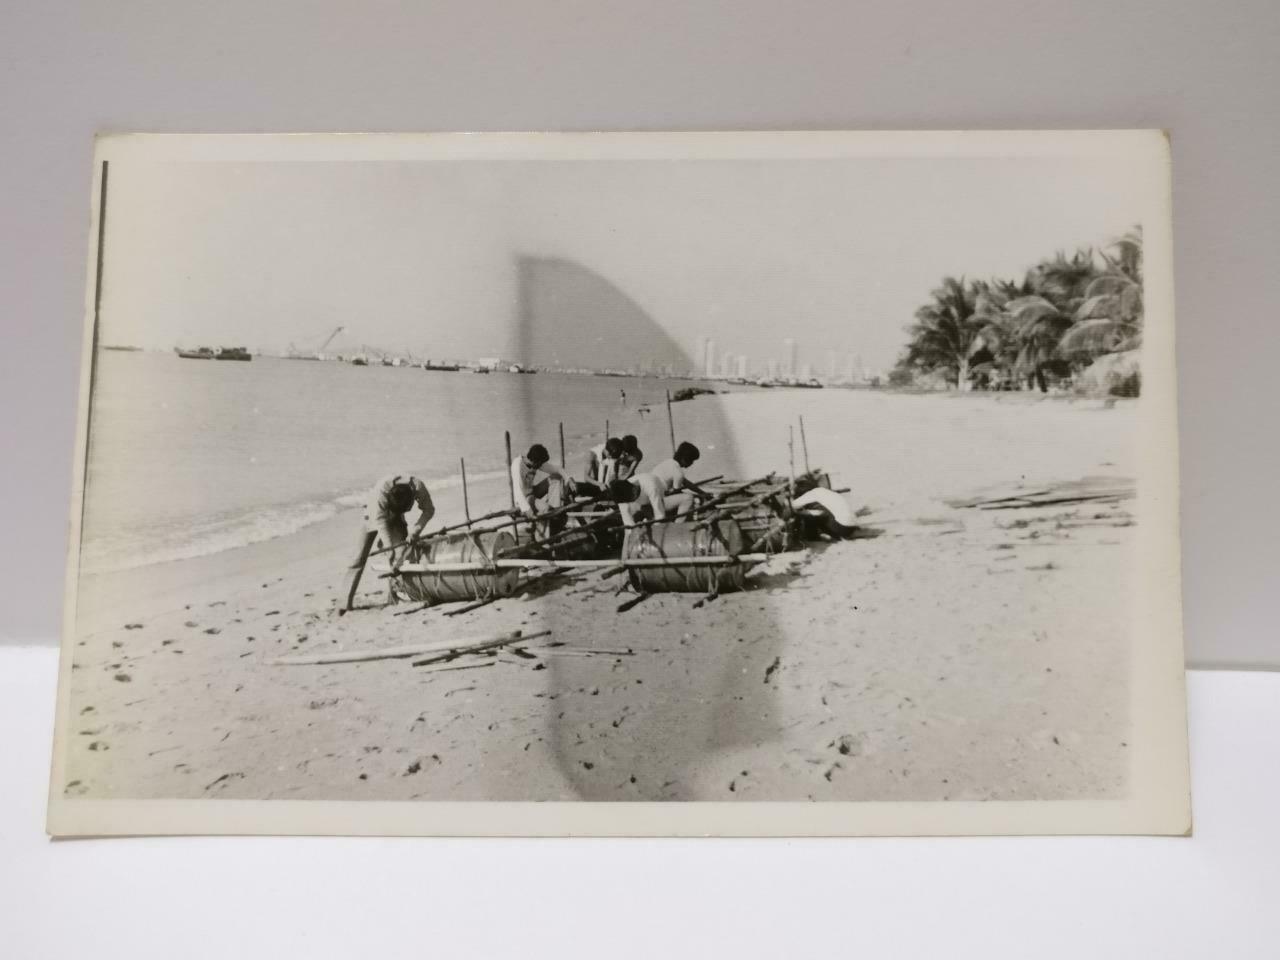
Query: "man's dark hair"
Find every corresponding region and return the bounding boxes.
[527,444,550,465]
[608,479,640,503]
[603,437,624,458]
[674,441,700,466]
[390,483,416,512]
[621,435,640,454]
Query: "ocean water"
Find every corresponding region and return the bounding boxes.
[79,352,741,573]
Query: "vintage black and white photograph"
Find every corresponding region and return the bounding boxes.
[48,132,1188,836]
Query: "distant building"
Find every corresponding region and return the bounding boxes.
[735,354,748,379]
[703,338,716,379]
[782,337,797,380]
[766,358,780,380]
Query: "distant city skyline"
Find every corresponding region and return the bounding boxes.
[99,156,1145,372]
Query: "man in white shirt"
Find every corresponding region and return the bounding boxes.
[512,444,575,535]
[613,441,704,527]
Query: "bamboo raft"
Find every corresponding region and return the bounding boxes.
[352,411,852,611]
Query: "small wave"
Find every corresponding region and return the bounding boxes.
[79,467,514,574]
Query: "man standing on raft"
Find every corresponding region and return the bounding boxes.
[340,474,436,612]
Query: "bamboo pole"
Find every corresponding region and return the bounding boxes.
[558,421,566,468]
[272,629,552,666]
[799,416,811,474]
[393,555,770,574]
[666,390,676,454]
[788,425,796,496]
[460,457,471,525]
[685,474,776,519]
[366,507,514,560]
[505,430,516,510]
[411,629,555,667]
[605,418,610,441]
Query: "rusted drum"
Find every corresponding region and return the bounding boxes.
[398,528,520,603]
[561,506,625,559]
[622,518,748,594]
[720,494,795,552]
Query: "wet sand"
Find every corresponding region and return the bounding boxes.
[62,389,1137,802]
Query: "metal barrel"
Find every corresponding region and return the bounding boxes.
[719,493,795,552]
[623,518,748,594]
[398,528,520,603]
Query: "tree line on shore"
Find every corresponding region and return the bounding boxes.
[892,227,1143,396]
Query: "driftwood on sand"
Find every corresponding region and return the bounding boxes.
[945,476,1135,511]
[271,629,552,667]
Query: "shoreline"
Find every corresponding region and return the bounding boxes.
[63,389,1138,803]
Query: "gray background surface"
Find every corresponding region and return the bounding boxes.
[2,1,1276,667]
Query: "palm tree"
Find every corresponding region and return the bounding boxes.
[904,277,988,389]
[902,227,1144,393]
[1059,227,1143,358]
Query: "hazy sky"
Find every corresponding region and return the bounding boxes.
[100,155,1142,372]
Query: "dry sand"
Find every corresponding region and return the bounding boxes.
[62,389,1137,803]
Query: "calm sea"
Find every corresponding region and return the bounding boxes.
[79,352,741,573]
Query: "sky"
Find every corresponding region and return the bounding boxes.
[99,154,1144,373]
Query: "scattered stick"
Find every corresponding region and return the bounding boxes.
[617,593,650,613]
[416,661,494,676]
[547,650,637,660]
[274,629,550,667]
[410,630,553,667]
[443,595,504,617]
[392,602,434,617]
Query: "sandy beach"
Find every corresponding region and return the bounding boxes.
[63,388,1137,803]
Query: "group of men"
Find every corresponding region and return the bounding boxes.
[343,433,708,610]
[509,434,707,531]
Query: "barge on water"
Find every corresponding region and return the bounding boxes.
[174,346,252,361]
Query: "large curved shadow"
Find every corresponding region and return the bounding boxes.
[513,254,785,800]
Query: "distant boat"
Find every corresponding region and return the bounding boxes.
[423,362,461,372]
[472,366,490,374]
[350,355,369,366]
[175,346,251,361]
